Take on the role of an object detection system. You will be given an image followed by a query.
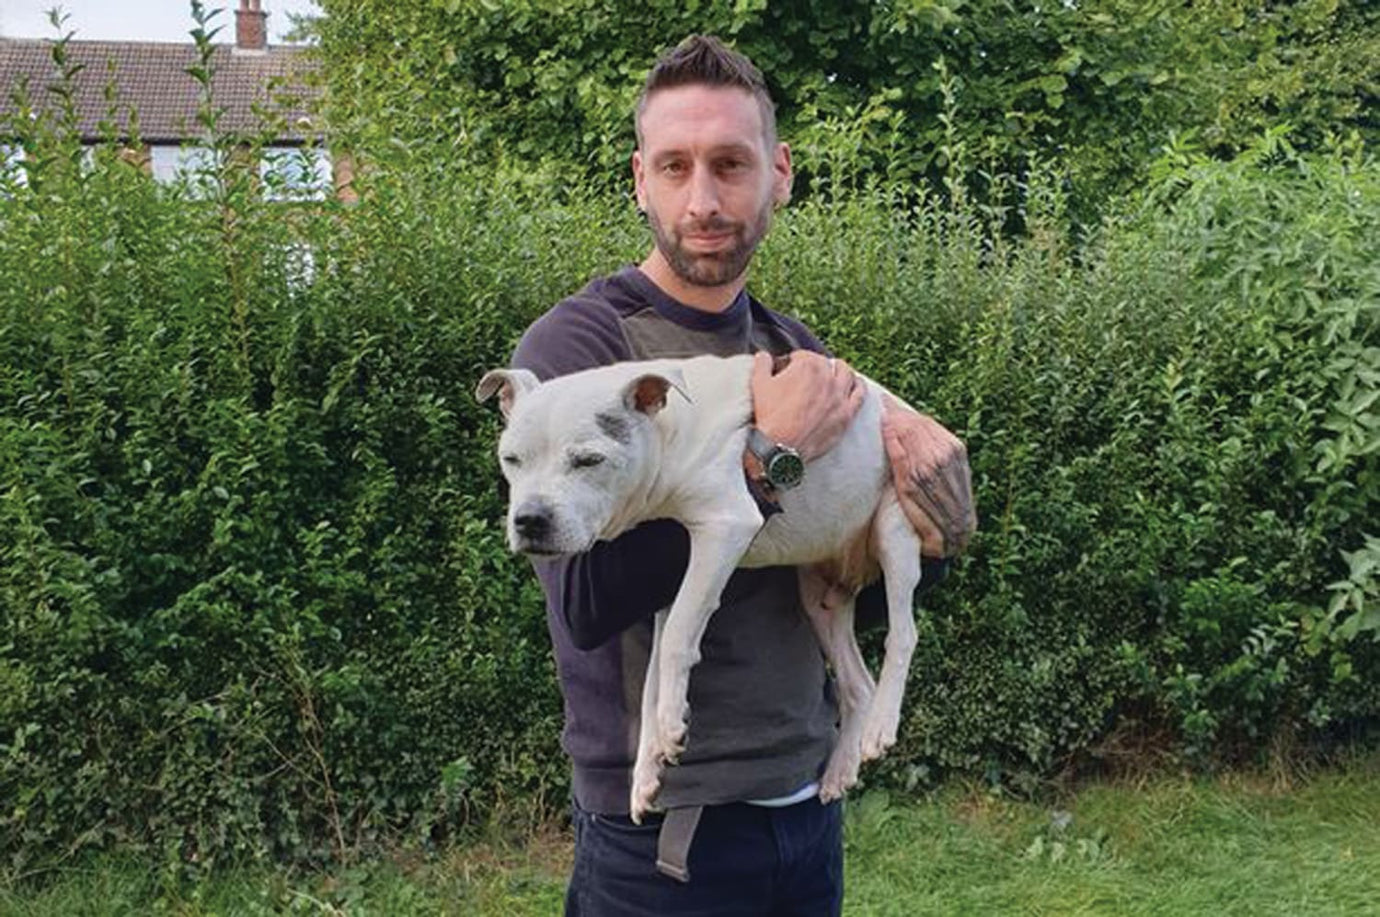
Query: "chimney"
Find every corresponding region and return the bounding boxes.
[235,0,268,52]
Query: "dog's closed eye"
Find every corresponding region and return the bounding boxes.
[569,452,606,470]
[501,453,522,467]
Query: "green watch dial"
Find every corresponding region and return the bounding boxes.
[747,426,805,492]
[766,449,805,490]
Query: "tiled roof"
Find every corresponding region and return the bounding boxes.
[0,38,320,144]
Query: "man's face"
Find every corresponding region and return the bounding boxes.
[633,85,792,289]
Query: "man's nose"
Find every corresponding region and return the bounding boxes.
[686,166,720,219]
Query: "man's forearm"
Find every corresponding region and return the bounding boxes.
[534,519,690,651]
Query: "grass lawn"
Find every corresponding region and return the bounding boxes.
[4,753,1377,915]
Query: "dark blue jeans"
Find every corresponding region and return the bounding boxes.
[565,797,844,916]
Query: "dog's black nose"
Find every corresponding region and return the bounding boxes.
[513,510,551,541]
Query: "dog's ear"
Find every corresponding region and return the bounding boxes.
[475,368,539,419]
[623,369,691,417]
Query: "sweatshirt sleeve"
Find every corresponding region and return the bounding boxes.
[510,294,692,651]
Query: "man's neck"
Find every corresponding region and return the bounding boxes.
[638,249,746,313]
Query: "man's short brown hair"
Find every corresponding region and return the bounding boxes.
[634,35,778,150]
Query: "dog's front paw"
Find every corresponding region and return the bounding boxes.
[629,745,665,824]
[860,709,899,761]
[630,772,661,825]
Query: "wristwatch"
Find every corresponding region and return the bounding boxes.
[746,427,805,494]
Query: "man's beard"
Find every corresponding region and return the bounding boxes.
[646,197,773,288]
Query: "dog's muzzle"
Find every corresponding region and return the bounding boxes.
[511,499,557,553]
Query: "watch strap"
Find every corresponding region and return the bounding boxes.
[746,426,777,467]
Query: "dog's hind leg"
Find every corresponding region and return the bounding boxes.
[801,566,875,801]
[630,608,668,823]
[825,599,877,798]
[861,489,923,761]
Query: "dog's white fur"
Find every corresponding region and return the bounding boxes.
[477,354,922,822]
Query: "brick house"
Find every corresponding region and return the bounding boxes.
[1,0,353,201]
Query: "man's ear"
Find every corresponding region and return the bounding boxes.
[632,148,648,211]
[772,141,793,208]
[622,369,691,417]
[475,368,540,419]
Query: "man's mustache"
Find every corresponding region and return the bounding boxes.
[679,218,742,236]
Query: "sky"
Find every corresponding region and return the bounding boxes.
[0,1,320,44]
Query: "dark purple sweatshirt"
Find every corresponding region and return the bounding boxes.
[510,266,839,815]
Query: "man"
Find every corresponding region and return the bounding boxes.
[510,35,975,916]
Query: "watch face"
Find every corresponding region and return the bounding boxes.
[768,450,805,490]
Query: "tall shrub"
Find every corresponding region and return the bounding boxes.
[754,132,1380,783]
[0,27,642,872]
[310,0,1380,214]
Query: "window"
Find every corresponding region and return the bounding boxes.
[149,145,218,196]
[0,143,25,187]
[259,146,331,202]
[141,144,333,201]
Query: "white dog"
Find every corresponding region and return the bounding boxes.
[477,354,923,823]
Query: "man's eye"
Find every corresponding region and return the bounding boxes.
[662,161,687,176]
[570,453,606,469]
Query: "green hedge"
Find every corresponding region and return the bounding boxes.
[313,0,1380,221]
[2,103,1377,871]
[761,136,1380,789]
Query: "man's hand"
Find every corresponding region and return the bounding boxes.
[881,394,976,558]
[750,351,864,461]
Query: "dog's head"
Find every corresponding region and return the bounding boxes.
[475,364,688,555]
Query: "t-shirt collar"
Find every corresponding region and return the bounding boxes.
[621,266,750,331]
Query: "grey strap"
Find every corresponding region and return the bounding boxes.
[655,805,704,883]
